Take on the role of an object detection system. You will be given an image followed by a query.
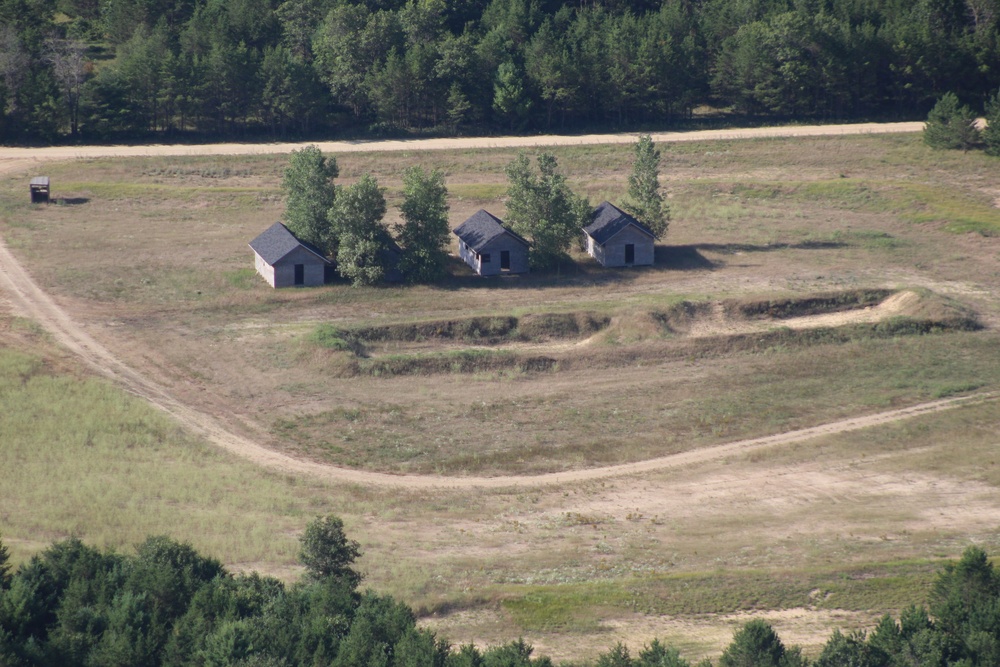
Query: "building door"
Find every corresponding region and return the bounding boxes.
[500,250,511,270]
[294,264,305,285]
[624,244,635,264]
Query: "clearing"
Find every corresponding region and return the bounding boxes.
[1,125,999,662]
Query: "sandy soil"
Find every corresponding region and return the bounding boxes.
[0,121,923,176]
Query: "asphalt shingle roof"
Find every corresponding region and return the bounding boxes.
[249,222,330,265]
[453,209,529,252]
[583,201,654,245]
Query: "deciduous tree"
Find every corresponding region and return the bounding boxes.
[329,174,395,286]
[282,145,339,255]
[504,152,589,269]
[44,37,90,136]
[397,166,450,283]
[298,515,362,586]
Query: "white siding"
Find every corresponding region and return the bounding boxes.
[254,252,277,287]
[257,246,328,288]
[458,233,529,275]
[587,225,654,267]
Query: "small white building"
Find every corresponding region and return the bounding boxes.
[453,210,530,276]
[583,201,655,267]
[249,222,333,288]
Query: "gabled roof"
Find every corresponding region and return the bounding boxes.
[583,201,655,245]
[249,222,330,265]
[453,209,529,252]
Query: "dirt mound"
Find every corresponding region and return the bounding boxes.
[679,289,977,340]
[315,290,981,378]
[724,289,896,320]
[341,312,610,346]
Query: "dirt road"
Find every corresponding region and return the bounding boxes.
[0,121,923,174]
[0,236,992,489]
[7,118,990,490]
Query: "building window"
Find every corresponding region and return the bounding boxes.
[480,253,491,263]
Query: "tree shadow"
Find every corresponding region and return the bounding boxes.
[436,255,645,291]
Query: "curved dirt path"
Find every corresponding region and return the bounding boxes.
[0,121,923,172]
[0,238,993,489]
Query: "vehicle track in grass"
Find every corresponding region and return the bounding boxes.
[6,119,993,489]
[0,237,994,489]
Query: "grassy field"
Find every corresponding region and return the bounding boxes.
[2,133,1000,662]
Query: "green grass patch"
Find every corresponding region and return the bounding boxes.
[885,182,1000,235]
[224,268,259,289]
[309,323,353,351]
[501,560,941,633]
[795,179,888,209]
[503,583,631,633]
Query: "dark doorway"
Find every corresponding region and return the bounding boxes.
[624,244,635,264]
[294,264,304,285]
[324,264,337,283]
[500,250,511,270]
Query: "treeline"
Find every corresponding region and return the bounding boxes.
[3,521,1000,667]
[3,0,1000,142]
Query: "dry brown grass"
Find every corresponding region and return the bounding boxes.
[3,132,1000,662]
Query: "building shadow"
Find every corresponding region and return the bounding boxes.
[654,245,716,270]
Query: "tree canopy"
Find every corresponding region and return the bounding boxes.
[3,531,1000,667]
[396,166,451,284]
[924,93,980,151]
[622,134,668,240]
[6,0,1000,142]
[329,173,395,286]
[504,152,590,270]
[282,145,339,255]
[984,91,1000,156]
[299,515,363,586]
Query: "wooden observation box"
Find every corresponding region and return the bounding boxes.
[30,176,50,203]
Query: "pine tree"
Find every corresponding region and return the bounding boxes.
[924,93,979,151]
[493,61,532,131]
[983,90,1000,157]
[622,134,669,239]
[0,532,11,588]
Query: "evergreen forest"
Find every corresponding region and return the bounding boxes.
[2,525,1000,666]
[3,0,1000,142]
